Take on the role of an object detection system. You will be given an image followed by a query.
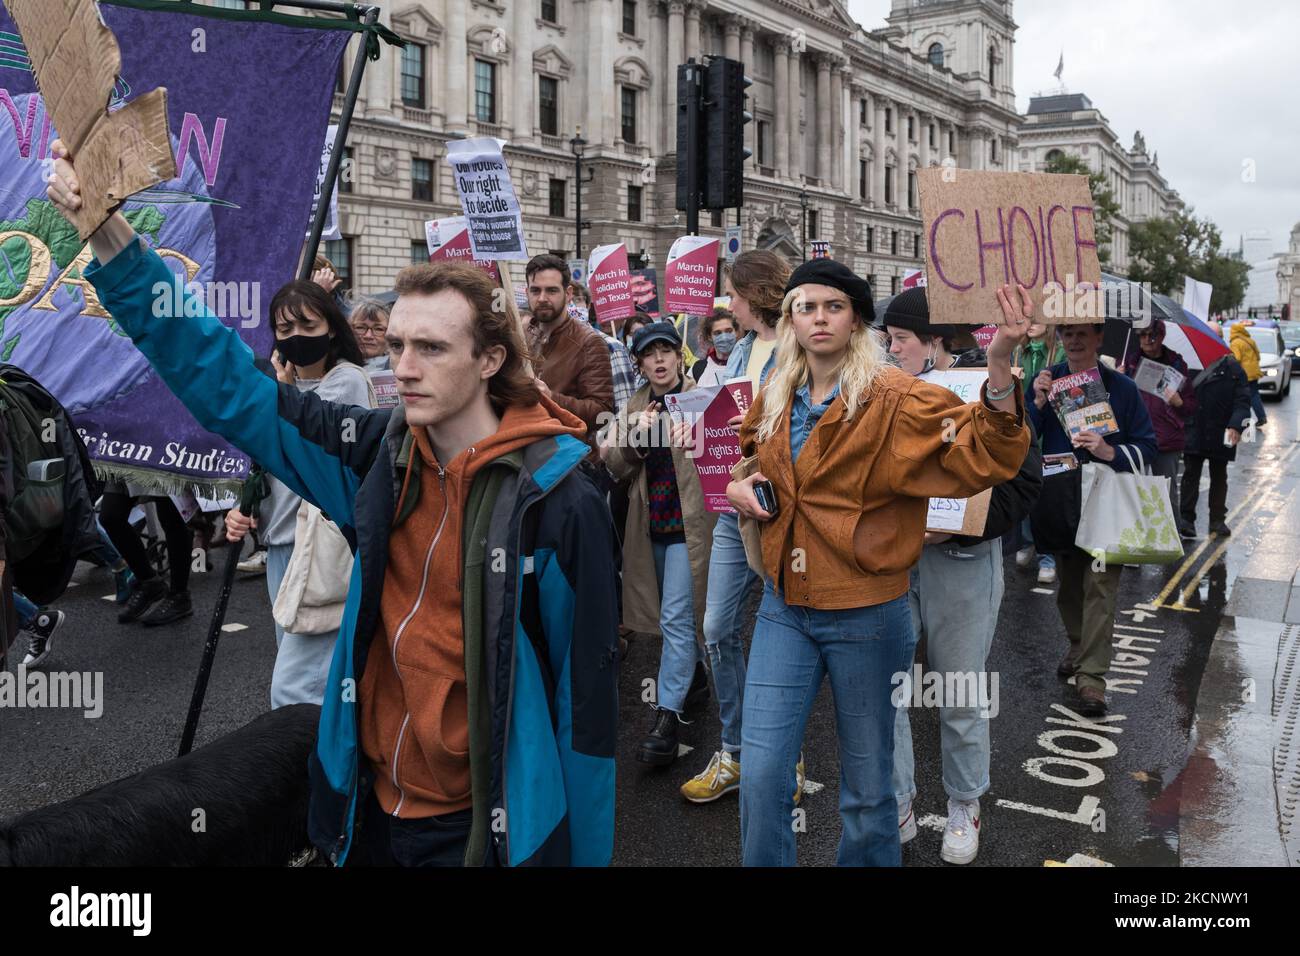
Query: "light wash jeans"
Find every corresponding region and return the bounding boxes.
[740,585,912,867]
[701,513,756,753]
[1019,516,1055,570]
[266,543,338,709]
[652,539,701,714]
[893,539,1004,806]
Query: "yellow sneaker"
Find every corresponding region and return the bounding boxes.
[680,750,741,803]
[793,751,806,806]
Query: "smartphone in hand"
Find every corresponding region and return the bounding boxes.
[753,479,778,516]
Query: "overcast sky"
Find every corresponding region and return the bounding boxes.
[846,0,1300,263]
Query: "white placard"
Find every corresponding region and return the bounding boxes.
[306,123,341,242]
[445,137,528,260]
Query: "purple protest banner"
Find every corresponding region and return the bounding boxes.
[0,1,366,494]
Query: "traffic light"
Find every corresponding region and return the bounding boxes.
[703,57,752,210]
[675,61,702,216]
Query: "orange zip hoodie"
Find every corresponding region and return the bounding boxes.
[359,396,586,819]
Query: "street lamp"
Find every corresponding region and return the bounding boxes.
[570,126,588,261]
[799,177,809,263]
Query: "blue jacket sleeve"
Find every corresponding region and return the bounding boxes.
[1107,376,1158,474]
[85,236,373,524]
[540,478,620,866]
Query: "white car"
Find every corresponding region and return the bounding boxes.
[1247,325,1293,399]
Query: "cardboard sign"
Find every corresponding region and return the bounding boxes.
[664,236,719,316]
[306,123,341,242]
[919,169,1101,325]
[445,137,527,260]
[1183,276,1212,322]
[588,243,635,323]
[8,0,176,240]
[663,378,754,513]
[425,216,501,283]
[918,367,992,535]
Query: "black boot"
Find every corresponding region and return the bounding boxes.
[140,590,194,627]
[118,576,167,624]
[637,708,681,766]
[684,660,711,716]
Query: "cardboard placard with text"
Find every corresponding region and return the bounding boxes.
[917,367,993,535]
[588,243,635,323]
[664,236,719,316]
[8,0,177,240]
[919,169,1101,325]
[425,216,502,283]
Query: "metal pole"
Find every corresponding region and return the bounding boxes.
[576,149,583,261]
[684,59,701,237]
[301,4,380,278]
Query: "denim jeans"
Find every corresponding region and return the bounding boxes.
[652,539,701,714]
[1019,516,1055,570]
[739,585,912,866]
[701,513,756,753]
[13,590,37,630]
[893,540,1004,806]
[266,543,338,709]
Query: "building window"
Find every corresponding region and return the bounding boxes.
[539,76,559,136]
[757,120,769,165]
[411,241,429,264]
[323,238,352,293]
[988,46,996,85]
[541,0,558,23]
[549,177,566,217]
[411,158,433,202]
[710,209,722,228]
[885,108,893,134]
[907,116,915,142]
[907,170,916,208]
[866,226,874,250]
[475,59,497,123]
[949,130,955,154]
[622,0,637,36]
[990,137,999,164]
[621,86,637,144]
[338,147,353,194]
[891,275,899,295]
[807,210,818,240]
[929,124,936,149]
[213,0,250,8]
[928,42,944,68]
[859,159,867,199]
[401,43,426,108]
[891,230,899,256]
[628,184,643,222]
[859,99,867,124]
[885,165,894,204]
[336,55,347,95]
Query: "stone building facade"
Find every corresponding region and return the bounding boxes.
[1016,93,1184,272]
[261,0,1023,296]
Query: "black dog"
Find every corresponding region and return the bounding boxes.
[0,704,320,866]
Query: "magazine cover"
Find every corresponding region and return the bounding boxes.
[1048,367,1119,438]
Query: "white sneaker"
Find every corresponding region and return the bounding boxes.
[1037,564,1057,585]
[898,799,917,844]
[1015,546,1035,568]
[237,549,267,574]
[941,798,980,864]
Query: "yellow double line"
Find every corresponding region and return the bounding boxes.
[1152,442,1299,611]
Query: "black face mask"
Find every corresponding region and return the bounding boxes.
[276,333,331,368]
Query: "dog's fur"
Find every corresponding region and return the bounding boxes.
[0,704,320,866]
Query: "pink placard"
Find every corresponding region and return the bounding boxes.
[588,243,636,323]
[664,236,720,316]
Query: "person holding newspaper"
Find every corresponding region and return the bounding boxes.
[1121,320,1197,535]
[727,260,1030,866]
[600,322,717,767]
[1028,323,1157,717]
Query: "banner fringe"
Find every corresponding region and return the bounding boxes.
[92,462,244,500]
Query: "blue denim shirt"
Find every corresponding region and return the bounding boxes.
[723,330,777,387]
[790,380,841,462]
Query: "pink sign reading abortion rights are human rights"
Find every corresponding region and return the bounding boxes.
[664,236,720,316]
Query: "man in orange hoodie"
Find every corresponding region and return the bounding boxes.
[53,139,621,867]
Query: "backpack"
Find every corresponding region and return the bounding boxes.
[0,366,102,603]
